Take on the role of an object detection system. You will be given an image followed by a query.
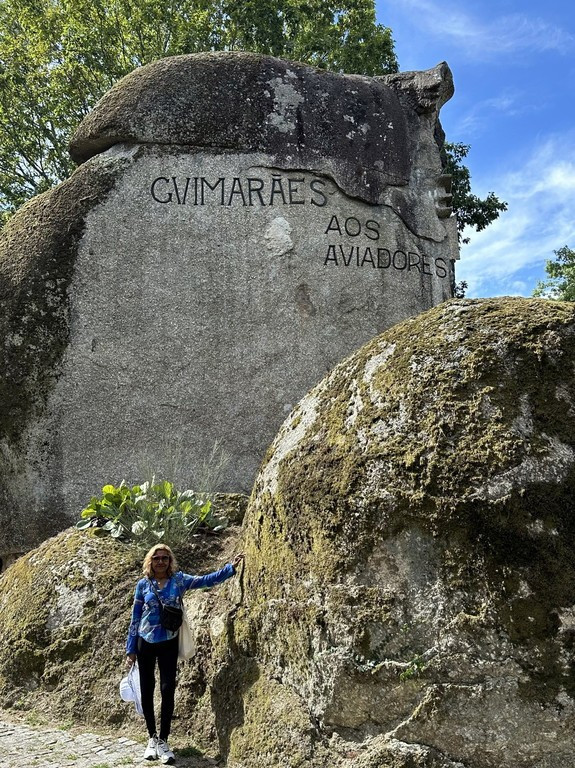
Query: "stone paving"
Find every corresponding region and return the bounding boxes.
[0,718,142,768]
[0,713,219,768]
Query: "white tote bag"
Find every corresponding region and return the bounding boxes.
[178,602,196,660]
[119,662,144,716]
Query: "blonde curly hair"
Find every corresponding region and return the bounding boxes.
[142,543,179,579]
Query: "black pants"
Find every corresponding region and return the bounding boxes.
[137,636,178,741]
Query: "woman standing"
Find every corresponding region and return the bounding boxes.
[126,543,244,764]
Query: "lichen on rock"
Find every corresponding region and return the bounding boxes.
[3,298,575,767]
[228,297,575,768]
[0,521,245,741]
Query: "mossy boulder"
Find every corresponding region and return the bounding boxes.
[0,528,140,718]
[3,298,575,768]
[0,523,244,745]
[228,297,575,768]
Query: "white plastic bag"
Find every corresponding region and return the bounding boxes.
[119,661,144,716]
[178,603,196,660]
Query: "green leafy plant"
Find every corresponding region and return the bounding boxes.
[399,654,427,682]
[76,479,228,547]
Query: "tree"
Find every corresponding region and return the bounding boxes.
[0,0,507,251]
[453,280,468,299]
[533,246,575,301]
[0,0,397,218]
[444,142,507,245]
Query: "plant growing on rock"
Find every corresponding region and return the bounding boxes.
[399,654,427,682]
[76,479,228,548]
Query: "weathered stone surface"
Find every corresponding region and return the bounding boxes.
[0,521,244,738]
[69,53,456,243]
[3,298,575,768]
[1,53,456,561]
[0,155,127,556]
[228,298,575,768]
[70,52,413,206]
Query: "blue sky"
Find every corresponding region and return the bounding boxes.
[376,0,575,297]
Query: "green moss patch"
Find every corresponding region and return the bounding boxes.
[232,298,575,766]
[0,521,243,738]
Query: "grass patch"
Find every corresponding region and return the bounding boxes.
[176,745,204,757]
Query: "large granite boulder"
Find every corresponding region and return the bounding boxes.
[70,52,410,203]
[224,297,575,768]
[0,52,457,562]
[2,298,575,768]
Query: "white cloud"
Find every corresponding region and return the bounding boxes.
[452,90,530,139]
[385,0,574,61]
[456,134,575,297]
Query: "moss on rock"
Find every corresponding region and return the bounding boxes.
[0,521,244,744]
[225,672,319,768]
[0,155,130,556]
[231,298,575,768]
[0,528,141,713]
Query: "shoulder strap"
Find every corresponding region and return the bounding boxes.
[172,572,184,602]
[149,577,182,605]
[148,579,163,604]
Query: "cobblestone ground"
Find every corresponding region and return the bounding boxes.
[0,712,220,768]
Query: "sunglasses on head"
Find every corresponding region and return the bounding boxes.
[152,555,170,562]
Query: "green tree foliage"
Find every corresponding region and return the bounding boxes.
[453,280,468,299]
[533,246,575,301]
[445,142,507,244]
[0,0,397,216]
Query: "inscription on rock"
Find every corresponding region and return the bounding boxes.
[150,174,328,207]
[145,168,449,279]
[0,52,458,557]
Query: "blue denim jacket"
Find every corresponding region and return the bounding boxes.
[126,565,235,654]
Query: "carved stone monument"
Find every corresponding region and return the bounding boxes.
[0,52,458,559]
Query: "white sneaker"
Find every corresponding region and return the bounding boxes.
[156,738,175,764]
[144,735,158,760]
